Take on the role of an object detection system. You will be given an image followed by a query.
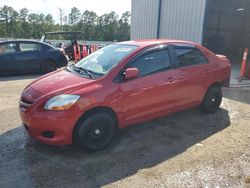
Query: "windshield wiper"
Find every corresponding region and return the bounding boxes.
[72,65,94,78]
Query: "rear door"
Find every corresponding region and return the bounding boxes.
[172,44,209,106]
[15,42,42,72]
[0,42,18,74]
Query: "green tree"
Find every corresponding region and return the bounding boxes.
[0,5,19,37]
[19,8,29,22]
[0,21,5,37]
[68,7,81,25]
[96,11,119,41]
[44,14,55,33]
[0,5,131,41]
[28,13,42,38]
[45,14,54,25]
[117,11,131,41]
[18,8,30,38]
[81,10,97,40]
[9,9,19,37]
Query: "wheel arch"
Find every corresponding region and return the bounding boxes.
[40,59,58,68]
[72,106,119,141]
[201,81,223,113]
[207,82,222,90]
[202,81,222,102]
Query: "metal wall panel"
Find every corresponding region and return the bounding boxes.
[131,0,207,43]
[131,0,159,40]
[159,0,207,43]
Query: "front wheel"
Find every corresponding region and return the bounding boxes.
[200,86,222,114]
[74,113,116,151]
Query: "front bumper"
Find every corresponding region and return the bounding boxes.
[19,109,79,145]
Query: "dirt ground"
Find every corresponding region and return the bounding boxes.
[0,74,250,188]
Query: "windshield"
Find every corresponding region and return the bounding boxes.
[74,44,138,75]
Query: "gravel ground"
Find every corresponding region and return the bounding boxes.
[0,75,249,188]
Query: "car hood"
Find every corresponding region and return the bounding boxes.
[28,69,96,97]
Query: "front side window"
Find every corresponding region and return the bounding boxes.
[75,44,139,76]
[19,43,41,52]
[174,46,209,67]
[0,43,16,54]
[128,49,171,77]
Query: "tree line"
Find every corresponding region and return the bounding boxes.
[0,5,131,41]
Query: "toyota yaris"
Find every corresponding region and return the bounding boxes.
[19,40,231,150]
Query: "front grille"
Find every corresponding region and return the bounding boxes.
[19,99,33,112]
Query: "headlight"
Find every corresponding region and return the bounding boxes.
[44,94,80,111]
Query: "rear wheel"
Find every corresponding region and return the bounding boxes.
[74,113,116,151]
[41,61,57,74]
[201,86,222,114]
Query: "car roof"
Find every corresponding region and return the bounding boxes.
[0,40,55,48]
[45,31,83,35]
[0,39,41,43]
[118,39,198,47]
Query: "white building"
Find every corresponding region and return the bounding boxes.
[131,0,250,56]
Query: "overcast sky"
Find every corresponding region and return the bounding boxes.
[1,0,131,22]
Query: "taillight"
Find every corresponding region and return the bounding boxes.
[216,54,230,64]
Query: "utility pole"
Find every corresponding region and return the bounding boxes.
[58,8,63,27]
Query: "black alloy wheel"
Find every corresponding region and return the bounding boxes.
[74,113,116,151]
[201,86,222,114]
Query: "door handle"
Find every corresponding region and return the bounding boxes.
[166,77,175,84]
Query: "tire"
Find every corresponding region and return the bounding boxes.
[201,86,222,114]
[41,61,57,74]
[74,113,116,151]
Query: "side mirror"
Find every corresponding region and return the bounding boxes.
[124,68,139,80]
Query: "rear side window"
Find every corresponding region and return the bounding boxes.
[42,44,51,51]
[174,46,209,67]
[19,43,41,52]
[0,43,16,54]
[128,49,171,77]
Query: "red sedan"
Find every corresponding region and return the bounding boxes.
[19,39,231,150]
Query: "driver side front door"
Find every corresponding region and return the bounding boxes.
[119,46,178,125]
